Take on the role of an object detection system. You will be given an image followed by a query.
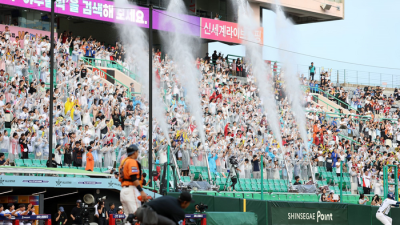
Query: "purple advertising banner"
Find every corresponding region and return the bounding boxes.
[0,0,200,36]
[153,10,200,37]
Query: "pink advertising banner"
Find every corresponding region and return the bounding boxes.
[0,0,200,36]
[0,24,56,48]
[200,18,264,45]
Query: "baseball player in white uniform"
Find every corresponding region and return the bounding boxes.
[376,193,400,225]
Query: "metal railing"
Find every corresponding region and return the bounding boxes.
[315,87,358,112]
[81,57,138,81]
[297,64,400,88]
[81,57,136,97]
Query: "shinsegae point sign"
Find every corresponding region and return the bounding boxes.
[271,204,348,225]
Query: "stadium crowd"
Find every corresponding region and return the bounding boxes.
[0,26,399,199]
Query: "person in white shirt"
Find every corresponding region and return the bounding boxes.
[335,158,342,177]
[376,193,400,225]
[0,203,12,219]
[362,169,372,194]
[3,203,17,225]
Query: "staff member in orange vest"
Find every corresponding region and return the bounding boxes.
[118,145,147,222]
[85,146,94,171]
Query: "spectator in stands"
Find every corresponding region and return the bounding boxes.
[73,141,83,167]
[309,62,315,80]
[0,153,9,166]
[319,189,327,202]
[335,157,342,177]
[358,194,369,205]
[294,176,302,185]
[326,152,333,172]
[350,167,358,194]
[142,173,151,187]
[371,195,382,206]
[47,153,60,168]
[64,144,73,167]
[251,155,261,179]
[361,169,372,194]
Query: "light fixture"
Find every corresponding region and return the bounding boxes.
[0,189,13,195]
[44,190,78,200]
[32,189,47,195]
[320,4,332,10]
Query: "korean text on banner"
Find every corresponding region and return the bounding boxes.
[200,18,263,45]
[0,0,200,37]
[0,24,56,47]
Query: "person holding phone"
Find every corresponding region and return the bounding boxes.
[97,201,108,225]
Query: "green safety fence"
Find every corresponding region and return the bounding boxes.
[166,193,400,225]
[81,57,138,80]
[206,212,257,225]
[81,57,140,98]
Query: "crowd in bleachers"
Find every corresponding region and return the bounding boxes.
[1,25,399,201]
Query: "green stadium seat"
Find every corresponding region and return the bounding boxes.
[303,194,316,202]
[15,159,25,167]
[216,192,224,197]
[279,194,287,201]
[182,176,191,182]
[264,194,272,200]
[244,183,252,191]
[270,194,278,201]
[253,193,262,200]
[287,195,295,201]
[234,193,243,198]
[294,195,302,202]
[269,184,275,192]
[343,195,351,203]
[32,159,41,166]
[243,193,253,199]
[28,153,35,159]
[224,193,234,198]
[93,168,102,172]
[40,159,47,165]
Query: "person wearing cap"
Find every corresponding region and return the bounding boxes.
[136,192,194,225]
[70,200,82,225]
[376,193,400,225]
[118,144,146,218]
[55,206,68,225]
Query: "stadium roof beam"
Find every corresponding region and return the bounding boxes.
[249,0,345,25]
